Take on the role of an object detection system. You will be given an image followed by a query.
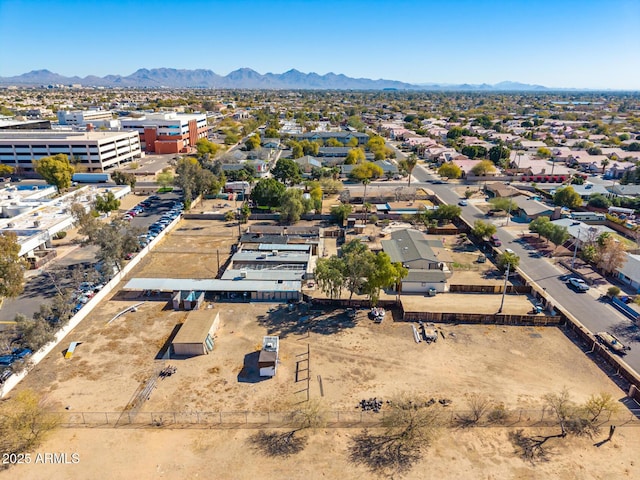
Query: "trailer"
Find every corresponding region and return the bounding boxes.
[72,173,111,183]
[596,331,630,355]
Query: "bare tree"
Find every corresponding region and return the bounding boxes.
[582,392,619,423]
[250,399,327,457]
[457,393,491,426]
[349,395,442,476]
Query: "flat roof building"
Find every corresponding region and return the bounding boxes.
[121,112,208,154]
[172,309,220,356]
[0,130,142,173]
[57,109,114,126]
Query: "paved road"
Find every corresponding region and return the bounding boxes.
[409,164,640,374]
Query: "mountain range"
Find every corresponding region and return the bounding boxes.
[0,68,551,91]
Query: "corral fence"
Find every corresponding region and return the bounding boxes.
[58,408,639,429]
[448,284,532,294]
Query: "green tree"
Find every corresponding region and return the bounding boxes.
[14,313,54,351]
[342,239,375,302]
[529,216,553,240]
[0,164,14,177]
[156,169,175,189]
[111,170,137,188]
[331,203,353,225]
[548,224,570,252]
[447,127,464,139]
[224,132,239,145]
[470,160,497,176]
[434,204,462,223]
[488,146,511,166]
[363,252,408,305]
[553,186,582,209]
[405,153,418,187]
[272,158,302,185]
[314,256,346,299]
[290,141,304,159]
[279,188,305,224]
[173,157,200,207]
[536,147,552,158]
[437,163,462,179]
[471,220,497,240]
[497,251,520,271]
[588,193,611,209]
[0,389,61,456]
[33,154,75,192]
[196,138,222,159]
[489,197,517,213]
[300,139,320,156]
[325,138,342,147]
[251,178,286,208]
[0,232,26,298]
[345,148,365,165]
[600,158,610,174]
[94,191,120,214]
[224,210,236,222]
[263,128,280,139]
[245,134,261,151]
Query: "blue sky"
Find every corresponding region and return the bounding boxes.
[1,0,639,89]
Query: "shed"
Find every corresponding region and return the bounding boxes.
[172,310,220,356]
[258,336,279,377]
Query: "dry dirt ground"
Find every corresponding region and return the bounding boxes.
[4,217,640,479]
[5,426,640,480]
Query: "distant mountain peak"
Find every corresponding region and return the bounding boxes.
[0,67,554,90]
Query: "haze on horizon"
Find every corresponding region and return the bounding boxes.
[1,0,639,90]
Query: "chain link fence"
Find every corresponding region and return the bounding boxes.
[58,408,640,429]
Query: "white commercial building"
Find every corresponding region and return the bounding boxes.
[0,130,142,173]
[57,109,114,126]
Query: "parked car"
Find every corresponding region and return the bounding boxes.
[567,277,589,292]
[12,348,32,359]
[458,200,468,206]
[0,355,15,367]
[0,369,12,384]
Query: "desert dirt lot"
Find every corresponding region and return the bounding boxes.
[4,217,640,479]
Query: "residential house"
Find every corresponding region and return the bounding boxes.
[511,195,557,221]
[617,254,640,292]
[294,155,322,174]
[381,229,452,294]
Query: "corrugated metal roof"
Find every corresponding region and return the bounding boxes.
[257,244,310,251]
[123,278,302,292]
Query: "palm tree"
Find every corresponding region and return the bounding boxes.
[601,158,610,174]
[362,178,371,208]
[363,202,371,223]
[406,153,418,187]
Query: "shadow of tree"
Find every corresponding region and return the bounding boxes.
[249,430,307,457]
[256,306,358,338]
[610,321,640,344]
[348,429,421,476]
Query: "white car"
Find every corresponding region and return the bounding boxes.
[568,277,589,292]
[505,248,515,255]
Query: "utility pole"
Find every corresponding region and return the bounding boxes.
[498,261,510,314]
[571,228,581,269]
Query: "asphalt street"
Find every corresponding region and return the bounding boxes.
[410,164,640,374]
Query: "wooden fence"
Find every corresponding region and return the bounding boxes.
[401,310,562,326]
[448,284,532,294]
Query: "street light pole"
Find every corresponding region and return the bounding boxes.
[498,261,510,314]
